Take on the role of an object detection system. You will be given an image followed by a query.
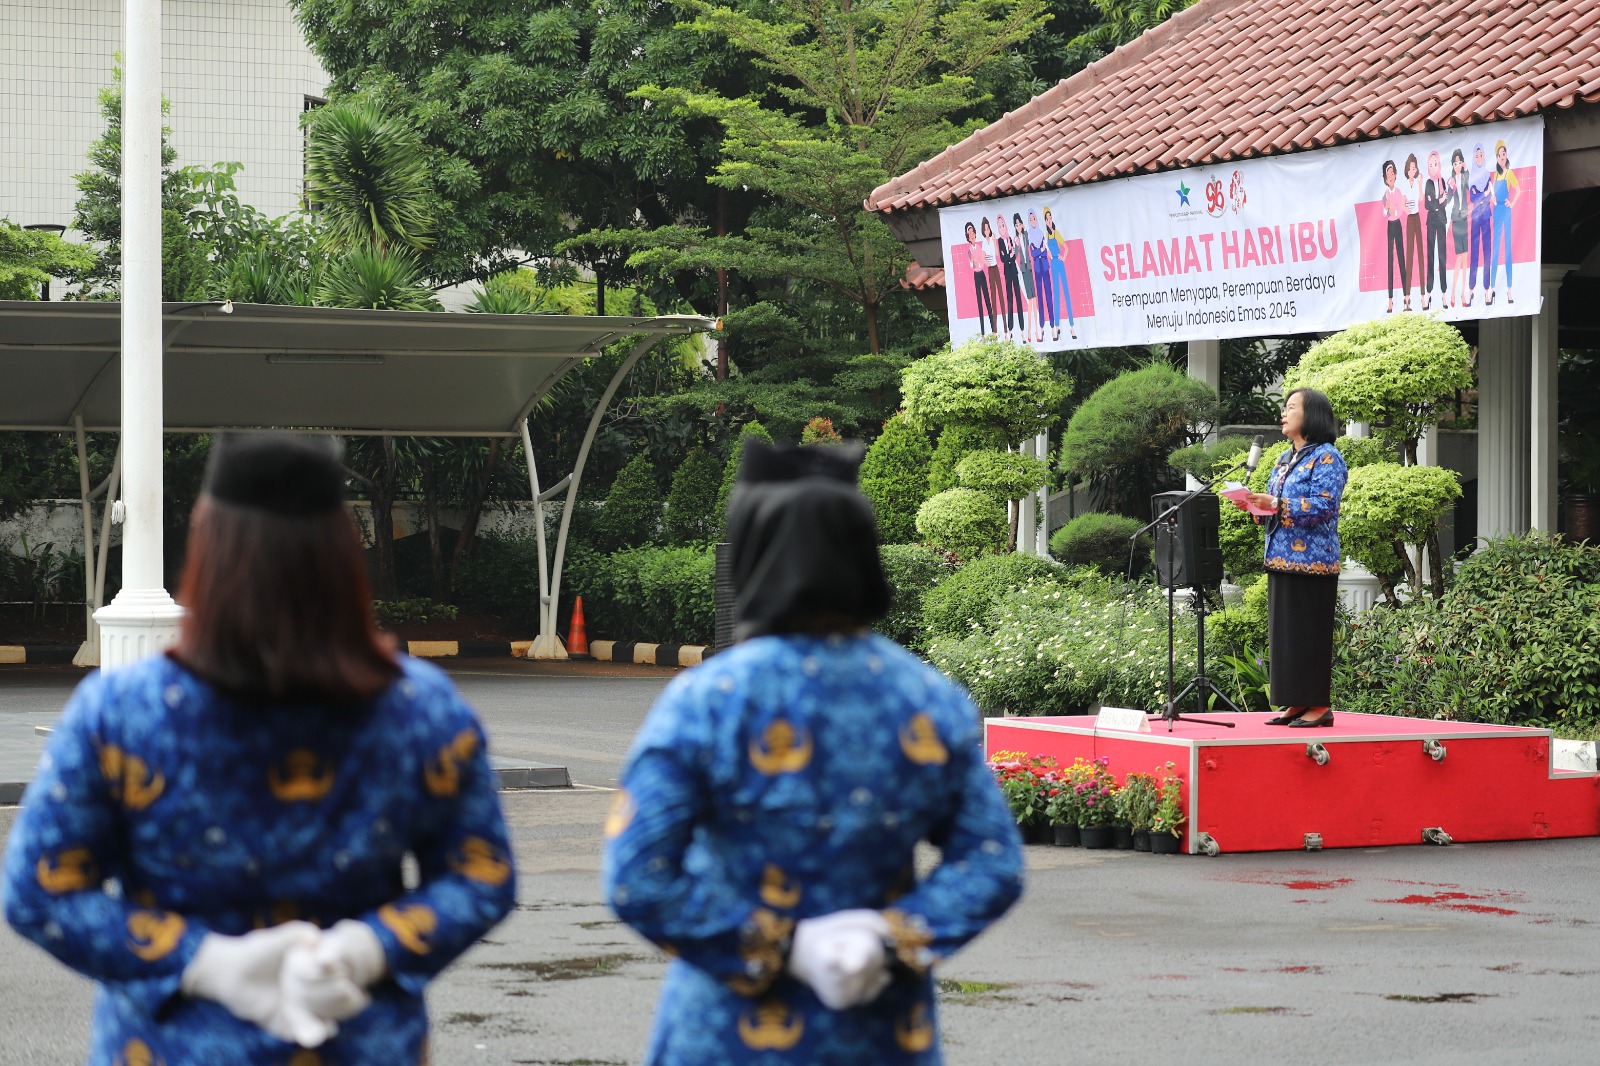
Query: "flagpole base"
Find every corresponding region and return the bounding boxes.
[94,589,185,671]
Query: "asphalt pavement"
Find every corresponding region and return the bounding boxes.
[2,660,1599,1064]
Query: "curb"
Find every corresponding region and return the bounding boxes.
[402,640,534,659]
[590,641,711,668]
[0,645,79,665]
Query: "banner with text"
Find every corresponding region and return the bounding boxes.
[938,116,1544,351]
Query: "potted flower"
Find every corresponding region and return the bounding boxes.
[991,751,1057,843]
[1075,757,1117,849]
[1045,759,1090,845]
[1150,770,1186,854]
[1116,772,1159,851]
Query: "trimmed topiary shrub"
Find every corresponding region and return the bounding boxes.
[921,552,1061,640]
[800,417,843,445]
[915,488,1008,560]
[664,446,723,546]
[954,450,1051,501]
[901,337,1072,444]
[927,424,998,495]
[860,414,933,544]
[592,451,662,554]
[1340,463,1462,604]
[580,544,716,645]
[875,542,958,650]
[713,420,775,536]
[1049,512,1148,575]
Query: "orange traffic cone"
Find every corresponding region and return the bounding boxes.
[567,596,593,660]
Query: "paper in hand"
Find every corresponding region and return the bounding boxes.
[1220,482,1275,517]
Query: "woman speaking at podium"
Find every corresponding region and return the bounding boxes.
[1232,388,1348,728]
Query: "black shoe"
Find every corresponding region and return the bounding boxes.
[1265,707,1307,725]
[1288,710,1334,728]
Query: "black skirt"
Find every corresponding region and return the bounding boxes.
[1267,570,1339,707]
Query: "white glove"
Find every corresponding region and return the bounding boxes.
[281,943,370,1024]
[180,922,336,1048]
[786,909,893,1011]
[311,919,388,991]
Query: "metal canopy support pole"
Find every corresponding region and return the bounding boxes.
[93,448,122,616]
[94,0,184,668]
[520,418,558,659]
[534,335,659,659]
[73,414,98,663]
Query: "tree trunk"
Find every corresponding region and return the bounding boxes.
[865,299,880,355]
[1425,528,1446,600]
[1381,576,1401,607]
[716,188,729,382]
[1394,537,1419,597]
[423,459,444,600]
[449,438,502,591]
[1008,498,1019,552]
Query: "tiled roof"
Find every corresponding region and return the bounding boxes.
[902,263,945,290]
[867,0,1600,215]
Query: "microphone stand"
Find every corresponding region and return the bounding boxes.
[1132,455,1255,731]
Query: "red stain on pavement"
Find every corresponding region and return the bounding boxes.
[1377,892,1519,916]
[1283,879,1352,891]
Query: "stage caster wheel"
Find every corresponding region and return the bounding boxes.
[1305,742,1330,766]
[1303,833,1323,851]
[1422,827,1453,846]
[1196,832,1221,857]
[1422,739,1447,762]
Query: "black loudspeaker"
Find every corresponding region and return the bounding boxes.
[1151,491,1224,590]
[713,541,737,651]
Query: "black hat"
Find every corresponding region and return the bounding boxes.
[203,433,345,516]
[726,439,889,640]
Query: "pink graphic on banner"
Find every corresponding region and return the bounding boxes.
[1356,167,1537,293]
[949,242,979,319]
[1062,239,1096,319]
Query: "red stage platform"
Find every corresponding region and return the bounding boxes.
[986,713,1600,855]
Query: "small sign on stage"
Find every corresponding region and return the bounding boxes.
[1096,706,1152,733]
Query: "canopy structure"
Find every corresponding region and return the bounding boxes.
[0,300,715,660]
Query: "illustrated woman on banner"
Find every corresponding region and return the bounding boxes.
[1448,148,1470,309]
[1380,160,1408,314]
[1486,139,1521,306]
[1010,213,1039,342]
[1026,210,1054,342]
[1042,207,1077,341]
[1467,142,1494,308]
[979,218,1005,334]
[964,221,996,335]
[1422,151,1449,311]
[996,214,1027,342]
[1401,154,1424,313]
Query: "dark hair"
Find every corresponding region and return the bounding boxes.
[964,221,977,240]
[1012,212,1024,229]
[1288,387,1339,445]
[980,217,993,237]
[1382,159,1396,181]
[1404,153,1419,177]
[1451,148,1465,168]
[171,495,399,704]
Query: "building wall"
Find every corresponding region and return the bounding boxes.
[0,0,327,232]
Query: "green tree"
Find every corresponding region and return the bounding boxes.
[1072,0,1198,51]
[1341,464,1463,605]
[713,420,776,534]
[860,413,933,543]
[589,0,1047,353]
[955,449,1050,549]
[0,222,95,300]
[1061,361,1217,517]
[928,424,997,495]
[304,99,435,254]
[594,451,664,553]
[665,446,724,545]
[915,487,1008,559]
[901,338,1072,444]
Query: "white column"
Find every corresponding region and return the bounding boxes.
[1187,339,1221,445]
[1477,316,1532,543]
[1016,439,1036,556]
[94,0,183,668]
[1034,430,1050,555]
[1530,266,1572,533]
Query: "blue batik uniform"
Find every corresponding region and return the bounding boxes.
[603,633,1023,1065]
[3,655,515,1066]
[1262,442,1347,575]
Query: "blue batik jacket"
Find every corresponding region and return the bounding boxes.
[602,633,1024,1066]
[1261,441,1348,576]
[3,654,515,1066]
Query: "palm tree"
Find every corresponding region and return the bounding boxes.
[304,99,435,254]
[316,246,440,311]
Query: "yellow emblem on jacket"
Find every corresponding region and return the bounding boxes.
[380,902,438,954]
[1300,498,1311,512]
[604,789,636,839]
[115,1038,163,1066]
[268,750,335,802]
[895,1003,936,1053]
[1320,452,1335,464]
[899,713,949,766]
[36,846,97,895]
[98,744,165,810]
[286,1052,323,1066]
[423,729,480,797]
[737,998,804,1051]
[450,837,511,886]
[127,909,185,961]
[749,719,812,775]
[760,864,801,909]
[1292,538,1307,552]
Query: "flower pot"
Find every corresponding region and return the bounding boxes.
[1051,822,1080,847]
[1022,822,1052,845]
[1565,492,1600,544]
[1150,830,1182,855]
[1132,829,1151,852]
[1111,825,1134,849]
[1078,825,1113,849]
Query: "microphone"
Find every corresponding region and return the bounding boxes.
[1244,434,1264,474]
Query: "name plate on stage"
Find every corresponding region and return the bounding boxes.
[1096,706,1152,733]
